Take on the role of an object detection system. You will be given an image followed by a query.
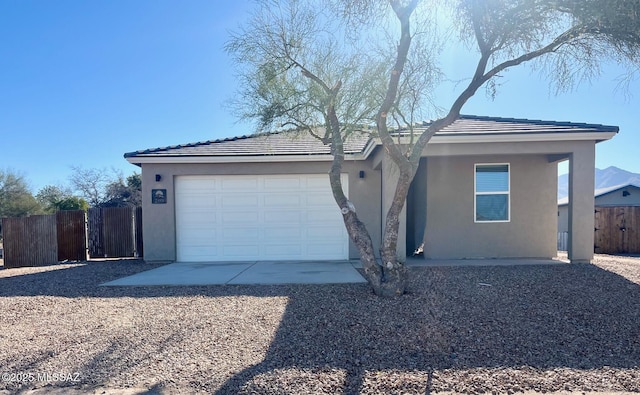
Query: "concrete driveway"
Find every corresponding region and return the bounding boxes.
[102,260,367,286]
[101,257,564,286]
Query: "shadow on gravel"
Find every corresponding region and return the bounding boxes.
[212,263,640,394]
[1,261,639,393]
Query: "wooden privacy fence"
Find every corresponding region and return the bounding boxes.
[1,207,143,268]
[2,215,58,268]
[594,206,640,254]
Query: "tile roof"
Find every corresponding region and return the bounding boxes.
[125,129,372,158]
[125,115,618,159]
[422,115,619,135]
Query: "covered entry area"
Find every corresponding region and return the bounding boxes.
[399,125,613,263]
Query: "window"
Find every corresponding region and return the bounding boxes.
[475,164,510,222]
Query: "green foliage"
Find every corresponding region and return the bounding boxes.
[101,172,142,208]
[54,196,89,211]
[36,185,88,213]
[0,169,41,219]
[225,0,441,135]
[36,185,69,213]
[454,0,640,93]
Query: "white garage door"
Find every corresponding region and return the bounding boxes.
[175,174,349,262]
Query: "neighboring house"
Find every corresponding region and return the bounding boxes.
[558,183,640,234]
[125,115,617,264]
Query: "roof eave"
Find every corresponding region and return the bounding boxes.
[425,131,617,144]
[125,152,368,165]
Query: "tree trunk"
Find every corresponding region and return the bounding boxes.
[324,104,406,296]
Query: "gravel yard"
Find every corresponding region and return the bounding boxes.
[0,255,639,394]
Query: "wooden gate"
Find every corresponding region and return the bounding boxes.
[1,215,57,268]
[88,207,140,258]
[103,207,134,257]
[56,210,87,261]
[594,206,640,254]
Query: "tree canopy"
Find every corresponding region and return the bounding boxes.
[69,166,141,208]
[0,169,41,219]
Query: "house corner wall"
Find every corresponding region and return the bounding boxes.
[140,164,177,262]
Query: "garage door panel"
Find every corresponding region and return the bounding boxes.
[184,234,216,245]
[222,227,259,241]
[306,176,331,189]
[177,195,216,208]
[179,211,217,228]
[221,177,259,191]
[264,211,301,223]
[221,211,259,223]
[264,227,303,241]
[307,225,344,239]
[221,195,259,208]
[264,177,302,190]
[177,178,218,192]
[175,174,349,262]
[264,194,301,207]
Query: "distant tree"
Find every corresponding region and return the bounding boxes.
[36,185,89,213]
[69,167,142,208]
[69,166,112,207]
[0,169,41,235]
[227,0,640,296]
[102,172,142,207]
[54,196,89,211]
[36,185,68,211]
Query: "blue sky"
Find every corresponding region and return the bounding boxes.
[1,1,638,193]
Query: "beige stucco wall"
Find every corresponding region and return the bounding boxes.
[139,160,381,261]
[422,154,558,259]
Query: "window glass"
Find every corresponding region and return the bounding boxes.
[475,164,509,222]
[476,194,508,221]
[475,165,509,192]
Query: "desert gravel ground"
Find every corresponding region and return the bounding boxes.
[0,255,639,395]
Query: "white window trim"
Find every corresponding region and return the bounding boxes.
[474,163,511,223]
